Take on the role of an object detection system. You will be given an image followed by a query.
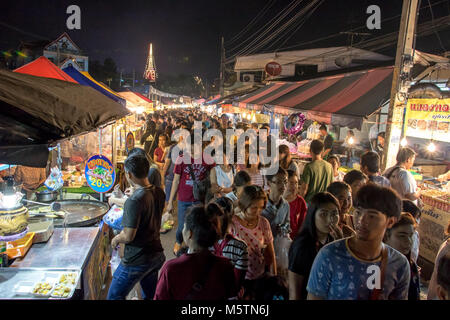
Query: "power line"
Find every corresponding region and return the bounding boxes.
[226,0,322,62]
[225,0,276,46]
[225,0,303,55]
[427,0,447,52]
[0,21,50,42]
[255,0,449,54]
[272,0,324,52]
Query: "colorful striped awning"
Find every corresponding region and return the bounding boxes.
[63,66,126,107]
[236,66,394,129]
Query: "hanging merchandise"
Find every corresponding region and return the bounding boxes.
[284,113,306,135]
[44,167,64,191]
[85,155,116,193]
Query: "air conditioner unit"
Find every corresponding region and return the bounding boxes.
[242,74,255,83]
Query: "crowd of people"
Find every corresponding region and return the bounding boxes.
[106,109,449,301]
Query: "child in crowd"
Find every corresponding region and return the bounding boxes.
[327,155,345,182]
[288,192,342,300]
[384,212,421,300]
[327,181,356,237]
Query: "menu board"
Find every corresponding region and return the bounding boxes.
[405,98,450,142]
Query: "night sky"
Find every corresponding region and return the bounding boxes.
[1,0,449,81]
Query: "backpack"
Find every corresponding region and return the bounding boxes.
[187,164,211,203]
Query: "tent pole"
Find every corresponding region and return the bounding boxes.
[99,128,103,202]
[57,143,63,200]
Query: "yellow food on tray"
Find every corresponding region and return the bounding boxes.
[59,273,77,285]
[52,284,72,297]
[32,282,53,295]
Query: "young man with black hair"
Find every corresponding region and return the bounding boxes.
[307,183,410,300]
[107,155,166,300]
[319,124,334,159]
[262,167,290,239]
[360,151,391,187]
[299,140,333,204]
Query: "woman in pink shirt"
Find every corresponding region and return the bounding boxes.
[230,185,276,283]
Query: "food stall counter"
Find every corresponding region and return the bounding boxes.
[11,228,99,270]
[0,226,110,300]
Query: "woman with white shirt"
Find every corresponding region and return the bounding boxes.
[210,153,235,199]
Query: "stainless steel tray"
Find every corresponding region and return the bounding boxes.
[27,200,109,227]
[0,268,81,300]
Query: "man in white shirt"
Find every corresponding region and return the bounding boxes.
[384,147,421,205]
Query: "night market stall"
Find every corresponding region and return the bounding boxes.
[0,69,129,300]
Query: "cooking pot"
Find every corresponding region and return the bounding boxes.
[35,190,59,202]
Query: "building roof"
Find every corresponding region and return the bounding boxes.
[234,47,391,71]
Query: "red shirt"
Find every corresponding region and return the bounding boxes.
[154,251,237,300]
[288,196,307,239]
[174,155,215,202]
[154,147,164,163]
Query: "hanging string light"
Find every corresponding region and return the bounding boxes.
[400,137,408,147]
[427,141,436,153]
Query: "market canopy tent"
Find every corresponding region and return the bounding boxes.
[62,66,127,107]
[0,70,130,167]
[118,91,154,113]
[236,66,394,129]
[13,56,77,83]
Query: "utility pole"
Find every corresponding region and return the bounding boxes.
[133,69,135,88]
[382,0,419,171]
[205,78,209,98]
[219,36,225,97]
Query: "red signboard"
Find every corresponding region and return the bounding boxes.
[265,61,282,76]
[145,69,156,82]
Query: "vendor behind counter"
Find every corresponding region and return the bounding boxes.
[14,165,47,199]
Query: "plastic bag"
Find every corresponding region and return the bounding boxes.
[103,205,124,231]
[112,184,124,198]
[44,167,64,191]
[110,247,121,275]
[273,233,292,272]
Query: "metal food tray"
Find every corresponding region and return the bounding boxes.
[27,200,109,227]
[0,268,81,300]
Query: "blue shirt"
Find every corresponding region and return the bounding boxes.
[307,238,410,300]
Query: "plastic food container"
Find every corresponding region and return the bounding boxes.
[14,281,35,296]
[5,232,35,259]
[32,272,60,298]
[51,272,78,299]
